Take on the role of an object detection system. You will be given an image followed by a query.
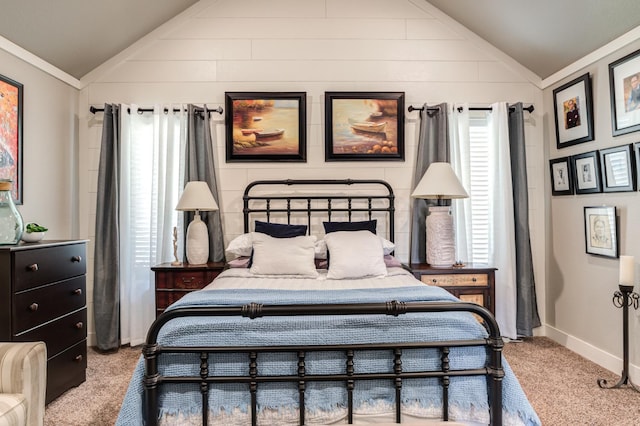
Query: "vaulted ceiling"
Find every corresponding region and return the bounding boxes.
[1,0,640,82]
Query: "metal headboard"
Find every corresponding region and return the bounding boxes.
[243,179,395,242]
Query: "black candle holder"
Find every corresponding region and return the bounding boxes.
[597,284,640,391]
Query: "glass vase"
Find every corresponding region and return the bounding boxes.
[0,180,23,244]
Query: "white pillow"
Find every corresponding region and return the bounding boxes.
[324,230,387,279]
[250,233,318,277]
[225,233,253,257]
[315,235,395,259]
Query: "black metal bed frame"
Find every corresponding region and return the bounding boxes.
[142,179,504,426]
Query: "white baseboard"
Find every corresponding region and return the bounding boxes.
[544,324,640,381]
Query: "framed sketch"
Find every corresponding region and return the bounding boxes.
[225,92,306,162]
[609,48,640,136]
[584,206,618,258]
[599,144,636,192]
[325,91,404,161]
[571,151,601,194]
[0,74,23,204]
[549,157,574,195]
[553,73,594,148]
[634,142,640,188]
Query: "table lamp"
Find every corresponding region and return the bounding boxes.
[176,181,219,265]
[411,162,469,267]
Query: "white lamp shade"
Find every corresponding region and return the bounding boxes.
[411,162,469,200]
[176,181,219,212]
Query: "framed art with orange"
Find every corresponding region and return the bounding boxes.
[0,73,23,204]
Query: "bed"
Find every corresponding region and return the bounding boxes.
[116,179,540,426]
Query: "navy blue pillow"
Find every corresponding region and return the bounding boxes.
[254,221,307,238]
[323,219,377,234]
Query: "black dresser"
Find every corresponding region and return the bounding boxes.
[0,240,87,403]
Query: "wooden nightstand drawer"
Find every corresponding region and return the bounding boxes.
[152,262,225,316]
[156,270,214,290]
[420,273,488,287]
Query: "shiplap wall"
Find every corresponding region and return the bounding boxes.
[78,0,545,345]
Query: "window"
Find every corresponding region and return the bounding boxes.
[467,112,490,264]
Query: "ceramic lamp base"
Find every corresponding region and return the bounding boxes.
[185,213,209,265]
[426,206,455,268]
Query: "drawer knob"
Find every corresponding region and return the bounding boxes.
[71,255,82,263]
[29,303,39,311]
[73,288,83,296]
[75,322,84,329]
[28,263,38,271]
[74,355,83,362]
[181,277,195,284]
[472,277,477,282]
[432,278,437,283]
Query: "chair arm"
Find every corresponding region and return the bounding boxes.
[0,342,47,426]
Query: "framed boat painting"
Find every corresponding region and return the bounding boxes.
[325,92,404,161]
[552,73,594,149]
[225,92,306,162]
[0,74,23,204]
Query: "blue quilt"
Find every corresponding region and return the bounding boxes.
[116,285,540,425]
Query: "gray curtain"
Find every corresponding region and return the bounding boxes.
[93,104,121,351]
[184,104,225,262]
[509,103,541,336]
[409,103,449,264]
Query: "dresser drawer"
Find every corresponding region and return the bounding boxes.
[155,270,219,290]
[46,339,87,404]
[14,244,86,292]
[13,276,86,334]
[15,308,86,357]
[420,273,488,287]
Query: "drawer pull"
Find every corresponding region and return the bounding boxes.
[472,277,477,282]
[28,263,38,271]
[75,322,84,329]
[432,278,438,283]
[181,277,195,284]
[71,255,82,263]
[74,355,83,362]
[29,303,39,311]
[73,288,83,296]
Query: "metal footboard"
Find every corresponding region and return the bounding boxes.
[142,301,503,426]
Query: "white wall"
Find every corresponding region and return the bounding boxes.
[78,0,545,346]
[0,48,78,239]
[545,39,640,377]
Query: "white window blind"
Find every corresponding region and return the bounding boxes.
[468,113,490,264]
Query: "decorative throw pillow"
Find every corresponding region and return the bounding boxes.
[323,219,377,234]
[255,220,308,238]
[249,233,318,277]
[324,230,387,279]
[315,236,395,259]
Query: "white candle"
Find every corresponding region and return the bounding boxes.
[619,255,635,286]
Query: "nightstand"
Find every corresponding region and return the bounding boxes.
[152,262,225,316]
[405,263,496,315]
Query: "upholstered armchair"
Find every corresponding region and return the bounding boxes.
[0,342,46,426]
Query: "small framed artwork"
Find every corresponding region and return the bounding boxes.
[599,144,636,192]
[0,73,23,204]
[225,92,306,162]
[634,142,640,187]
[609,48,640,136]
[549,157,574,195]
[325,91,404,161]
[584,206,618,258]
[553,73,594,148]
[571,151,601,194]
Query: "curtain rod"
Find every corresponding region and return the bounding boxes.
[89,105,224,115]
[407,104,534,113]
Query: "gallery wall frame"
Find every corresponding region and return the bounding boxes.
[549,156,574,196]
[599,144,636,192]
[584,205,618,258]
[572,150,601,194]
[609,48,640,136]
[325,91,404,161]
[225,92,307,162]
[0,73,23,204]
[634,142,640,188]
[553,73,594,149]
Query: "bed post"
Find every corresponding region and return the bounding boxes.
[143,343,160,426]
